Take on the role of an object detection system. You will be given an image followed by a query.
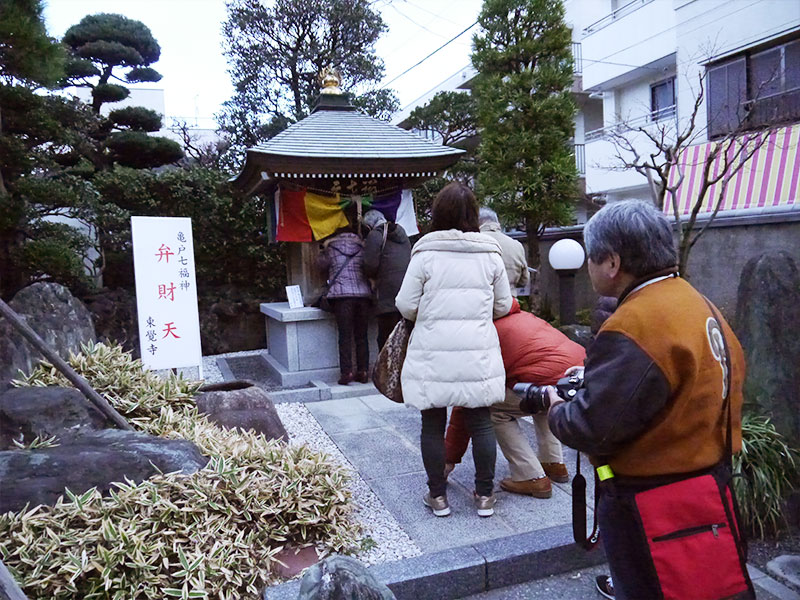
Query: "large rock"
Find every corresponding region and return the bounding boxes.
[558,324,593,349]
[0,282,96,385]
[297,555,395,600]
[196,380,287,441]
[83,287,139,358]
[0,386,115,450]
[199,291,266,355]
[735,252,800,445]
[0,429,208,513]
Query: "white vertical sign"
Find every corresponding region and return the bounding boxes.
[132,216,202,371]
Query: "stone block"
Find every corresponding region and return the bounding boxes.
[306,399,389,433]
[473,525,606,590]
[327,428,421,482]
[371,546,486,600]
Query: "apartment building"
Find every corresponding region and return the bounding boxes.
[572,0,800,210]
[397,0,800,216]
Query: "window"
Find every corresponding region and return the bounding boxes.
[707,38,800,138]
[651,78,676,121]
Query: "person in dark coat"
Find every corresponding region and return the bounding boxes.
[361,209,411,349]
[317,226,372,385]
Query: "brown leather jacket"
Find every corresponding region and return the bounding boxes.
[548,275,745,477]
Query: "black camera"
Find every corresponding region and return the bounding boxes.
[513,372,584,415]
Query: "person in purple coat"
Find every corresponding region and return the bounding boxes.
[317,226,373,385]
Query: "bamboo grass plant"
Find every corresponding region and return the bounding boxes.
[733,412,800,539]
[1,342,360,599]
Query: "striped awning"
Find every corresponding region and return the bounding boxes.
[665,123,800,215]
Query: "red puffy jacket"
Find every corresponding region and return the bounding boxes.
[496,299,586,387]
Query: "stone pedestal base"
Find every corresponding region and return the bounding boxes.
[260,302,378,386]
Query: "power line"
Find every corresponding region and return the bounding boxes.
[381,20,479,89]
[390,3,446,38]
[401,0,464,28]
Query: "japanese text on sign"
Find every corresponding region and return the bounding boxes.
[131,216,202,371]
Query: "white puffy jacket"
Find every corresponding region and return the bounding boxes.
[395,230,513,411]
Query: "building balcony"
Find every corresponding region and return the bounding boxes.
[585,105,676,142]
[581,0,676,91]
[574,143,586,176]
[583,114,678,196]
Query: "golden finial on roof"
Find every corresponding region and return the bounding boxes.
[319,66,343,95]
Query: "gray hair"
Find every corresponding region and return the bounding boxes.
[362,209,387,229]
[478,206,499,226]
[583,200,677,278]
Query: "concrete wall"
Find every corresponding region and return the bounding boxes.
[520,212,800,323]
[682,215,800,319]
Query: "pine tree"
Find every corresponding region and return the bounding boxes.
[62,13,182,169]
[471,0,577,266]
[0,0,95,298]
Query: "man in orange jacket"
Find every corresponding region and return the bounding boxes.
[444,298,586,497]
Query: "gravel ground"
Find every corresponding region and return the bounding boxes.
[201,351,421,567]
[275,403,421,565]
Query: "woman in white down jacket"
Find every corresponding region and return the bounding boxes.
[395,182,512,518]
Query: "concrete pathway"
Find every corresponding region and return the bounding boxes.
[252,375,799,600]
[305,388,593,554]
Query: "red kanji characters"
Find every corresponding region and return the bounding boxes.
[155,244,174,263]
[162,322,180,339]
[158,282,176,301]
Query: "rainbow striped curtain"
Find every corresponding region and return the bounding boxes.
[272,187,418,242]
[665,123,800,215]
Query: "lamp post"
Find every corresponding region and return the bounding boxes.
[549,238,586,325]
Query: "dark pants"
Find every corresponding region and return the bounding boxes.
[376,311,402,350]
[330,298,370,374]
[597,487,662,600]
[421,406,496,497]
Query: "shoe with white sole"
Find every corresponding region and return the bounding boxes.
[473,492,496,517]
[423,492,451,517]
[595,575,615,599]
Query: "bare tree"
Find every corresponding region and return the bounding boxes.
[169,119,231,171]
[606,72,778,275]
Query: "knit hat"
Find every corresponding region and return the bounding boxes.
[363,209,387,229]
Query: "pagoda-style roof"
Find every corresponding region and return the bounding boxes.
[231,93,464,195]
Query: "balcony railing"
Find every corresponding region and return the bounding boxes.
[585,105,676,142]
[582,0,655,37]
[574,144,585,175]
[572,42,582,74]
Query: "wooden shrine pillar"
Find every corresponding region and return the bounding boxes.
[286,242,326,304]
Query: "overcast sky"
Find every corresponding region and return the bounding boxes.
[43,0,485,128]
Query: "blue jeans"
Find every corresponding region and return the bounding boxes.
[421,407,496,497]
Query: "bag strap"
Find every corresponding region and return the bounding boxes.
[327,250,357,289]
[381,223,389,253]
[573,451,600,549]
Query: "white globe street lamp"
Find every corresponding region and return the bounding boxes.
[549,238,586,325]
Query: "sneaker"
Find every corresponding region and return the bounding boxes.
[473,492,496,517]
[500,476,552,498]
[542,462,570,483]
[423,492,451,517]
[595,575,614,599]
[444,462,456,478]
